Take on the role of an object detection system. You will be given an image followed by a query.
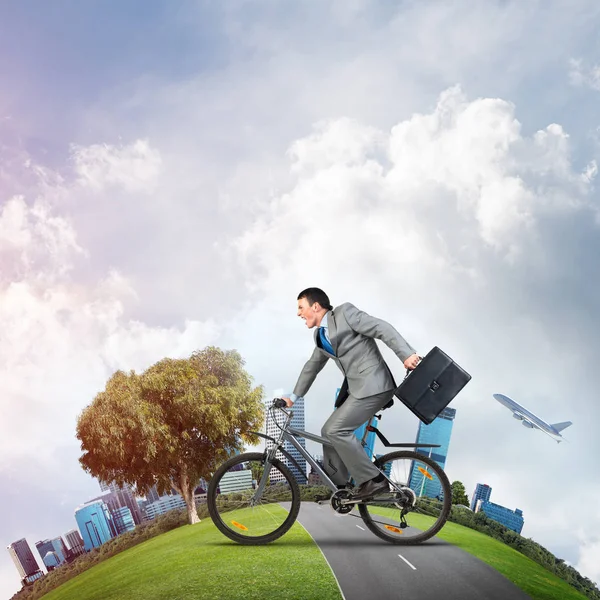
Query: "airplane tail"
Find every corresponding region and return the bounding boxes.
[551,421,572,433]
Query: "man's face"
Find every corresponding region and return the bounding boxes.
[297,297,321,329]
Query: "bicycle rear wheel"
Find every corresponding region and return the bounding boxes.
[358,450,451,544]
[207,452,301,544]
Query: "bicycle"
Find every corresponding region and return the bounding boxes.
[207,398,452,545]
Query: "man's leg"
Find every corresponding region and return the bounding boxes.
[321,389,394,487]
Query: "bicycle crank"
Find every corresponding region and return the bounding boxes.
[330,489,355,514]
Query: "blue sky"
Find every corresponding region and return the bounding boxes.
[1,1,600,597]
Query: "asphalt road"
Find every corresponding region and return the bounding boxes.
[294,501,531,600]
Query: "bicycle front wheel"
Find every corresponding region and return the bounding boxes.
[358,450,451,544]
[207,452,301,544]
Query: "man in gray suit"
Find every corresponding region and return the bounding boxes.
[282,287,420,500]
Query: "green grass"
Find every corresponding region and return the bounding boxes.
[42,507,341,600]
[41,504,589,600]
[368,507,587,600]
[436,521,588,600]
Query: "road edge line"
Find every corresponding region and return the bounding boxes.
[297,513,347,600]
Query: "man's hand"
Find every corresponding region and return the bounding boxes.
[403,353,421,370]
[281,396,294,408]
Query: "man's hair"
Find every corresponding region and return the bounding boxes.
[297,287,333,310]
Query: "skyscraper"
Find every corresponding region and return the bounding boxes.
[145,485,161,504]
[7,539,43,583]
[408,407,456,498]
[35,538,67,569]
[471,483,492,512]
[74,500,114,551]
[64,530,85,554]
[112,506,136,534]
[265,397,307,484]
[99,481,143,525]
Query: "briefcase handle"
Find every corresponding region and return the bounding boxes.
[403,355,424,379]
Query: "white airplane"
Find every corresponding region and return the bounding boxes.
[493,393,572,443]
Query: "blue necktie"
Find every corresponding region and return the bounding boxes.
[319,327,335,355]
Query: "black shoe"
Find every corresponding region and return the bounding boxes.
[351,478,389,501]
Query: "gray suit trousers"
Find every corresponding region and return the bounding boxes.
[321,389,394,486]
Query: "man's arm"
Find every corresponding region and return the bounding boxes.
[282,347,329,406]
[342,303,417,363]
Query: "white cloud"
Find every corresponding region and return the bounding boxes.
[0,195,84,282]
[0,155,217,469]
[233,86,596,283]
[71,139,162,193]
[569,58,600,91]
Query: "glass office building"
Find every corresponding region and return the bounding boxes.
[64,530,85,554]
[35,537,67,568]
[479,501,524,534]
[7,539,42,581]
[112,506,136,534]
[144,494,187,520]
[98,481,143,525]
[408,407,456,499]
[471,483,492,512]
[146,485,161,503]
[265,397,307,484]
[75,500,114,551]
[42,551,61,570]
[218,469,254,493]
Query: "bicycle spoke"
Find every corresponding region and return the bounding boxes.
[358,450,451,544]
[207,452,301,544]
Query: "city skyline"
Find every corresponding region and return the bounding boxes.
[6,479,157,587]
[6,472,226,588]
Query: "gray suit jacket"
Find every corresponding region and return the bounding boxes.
[293,302,416,400]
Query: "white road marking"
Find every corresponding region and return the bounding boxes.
[398,553,417,570]
[356,525,365,531]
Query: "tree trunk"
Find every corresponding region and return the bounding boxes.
[176,465,200,525]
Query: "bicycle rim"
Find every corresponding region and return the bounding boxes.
[358,450,451,544]
[207,452,301,544]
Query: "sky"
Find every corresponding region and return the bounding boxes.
[1,0,600,596]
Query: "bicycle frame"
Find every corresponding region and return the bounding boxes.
[251,406,441,503]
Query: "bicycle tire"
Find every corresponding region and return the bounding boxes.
[358,450,452,544]
[207,452,301,545]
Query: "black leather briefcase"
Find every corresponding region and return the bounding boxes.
[394,346,471,424]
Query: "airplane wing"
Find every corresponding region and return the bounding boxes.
[512,410,563,443]
[494,393,569,443]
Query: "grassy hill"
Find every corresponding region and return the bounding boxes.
[436,520,586,600]
[28,503,590,600]
[40,515,340,600]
